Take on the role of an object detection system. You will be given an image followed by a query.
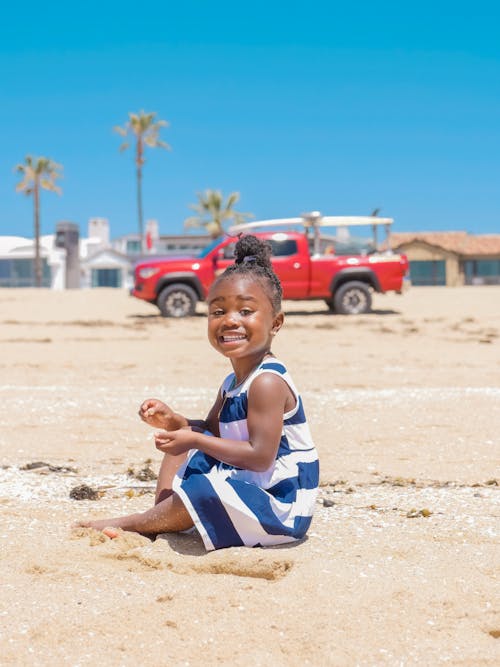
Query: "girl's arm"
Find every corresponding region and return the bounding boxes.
[188,391,224,436]
[155,374,293,472]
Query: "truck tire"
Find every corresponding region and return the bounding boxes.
[333,281,372,315]
[157,284,197,318]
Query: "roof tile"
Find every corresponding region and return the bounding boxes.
[390,231,500,256]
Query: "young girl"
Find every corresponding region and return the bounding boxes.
[78,235,319,551]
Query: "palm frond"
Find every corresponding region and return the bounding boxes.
[188,202,204,215]
[184,189,253,235]
[115,110,170,161]
[232,211,254,225]
[15,182,32,194]
[225,192,240,210]
[184,216,203,228]
[40,180,62,194]
[14,155,63,192]
[143,136,171,150]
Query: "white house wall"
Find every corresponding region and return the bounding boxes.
[81,249,132,289]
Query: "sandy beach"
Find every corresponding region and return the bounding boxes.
[0,285,499,666]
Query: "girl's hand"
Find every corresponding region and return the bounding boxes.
[154,427,197,456]
[138,399,186,430]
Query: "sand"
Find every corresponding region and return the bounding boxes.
[0,286,498,666]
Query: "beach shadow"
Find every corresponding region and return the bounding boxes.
[156,531,206,556]
[128,313,164,321]
[155,531,307,556]
[128,311,207,320]
[129,307,401,322]
[365,308,401,316]
[283,307,400,317]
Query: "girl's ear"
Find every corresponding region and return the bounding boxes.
[271,312,284,335]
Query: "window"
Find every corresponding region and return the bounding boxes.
[464,260,500,285]
[0,258,50,287]
[198,237,225,258]
[126,240,142,254]
[223,243,236,259]
[409,260,446,286]
[268,239,298,256]
[91,268,122,288]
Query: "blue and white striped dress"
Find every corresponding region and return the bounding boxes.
[172,359,319,551]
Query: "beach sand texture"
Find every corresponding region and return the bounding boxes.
[0,286,499,666]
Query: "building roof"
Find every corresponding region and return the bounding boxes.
[460,234,500,255]
[82,247,131,267]
[390,231,500,257]
[0,235,55,257]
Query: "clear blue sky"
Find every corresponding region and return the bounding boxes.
[1,0,499,239]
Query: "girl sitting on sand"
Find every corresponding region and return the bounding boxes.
[78,235,319,551]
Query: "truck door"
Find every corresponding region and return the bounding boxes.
[268,236,309,298]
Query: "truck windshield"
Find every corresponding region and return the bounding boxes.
[197,237,225,258]
[317,223,385,255]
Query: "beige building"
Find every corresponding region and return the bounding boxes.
[390,232,500,286]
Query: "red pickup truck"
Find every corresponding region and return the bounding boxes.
[131,218,408,317]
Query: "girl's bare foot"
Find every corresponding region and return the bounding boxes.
[76,518,127,533]
[75,494,193,537]
[75,525,120,539]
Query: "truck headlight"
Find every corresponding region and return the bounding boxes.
[138,267,159,279]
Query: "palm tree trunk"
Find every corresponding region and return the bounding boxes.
[33,182,42,288]
[135,135,144,252]
[137,164,143,251]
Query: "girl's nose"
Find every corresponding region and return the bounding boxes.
[221,310,240,327]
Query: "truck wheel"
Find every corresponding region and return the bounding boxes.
[157,284,197,318]
[333,281,372,315]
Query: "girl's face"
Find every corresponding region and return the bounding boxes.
[207,275,284,363]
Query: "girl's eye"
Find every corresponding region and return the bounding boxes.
[240,309,253,316]
[210,309,224,317]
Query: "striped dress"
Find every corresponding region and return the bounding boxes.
[172,359,319,551]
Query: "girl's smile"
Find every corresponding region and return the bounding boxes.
[219,333,247,343]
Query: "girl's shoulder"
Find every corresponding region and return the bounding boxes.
[252,358,299,398]
[250,359,301,419]
[259,358,288,376]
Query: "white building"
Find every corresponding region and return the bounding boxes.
[0,235,66,288]
[0,218,211,289]
[81,245,133,289]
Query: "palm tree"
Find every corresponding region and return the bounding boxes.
[15,156,63,287]
[184,189,252,238]
[114,111,170,249]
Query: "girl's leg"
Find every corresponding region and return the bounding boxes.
[77,492,194,536]
[155,451,188,504]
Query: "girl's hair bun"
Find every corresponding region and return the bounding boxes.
[234,234,272,268]
[214,233,283,313]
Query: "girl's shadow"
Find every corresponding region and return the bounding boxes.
[155,531,307,556]
[155,530,206,556]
